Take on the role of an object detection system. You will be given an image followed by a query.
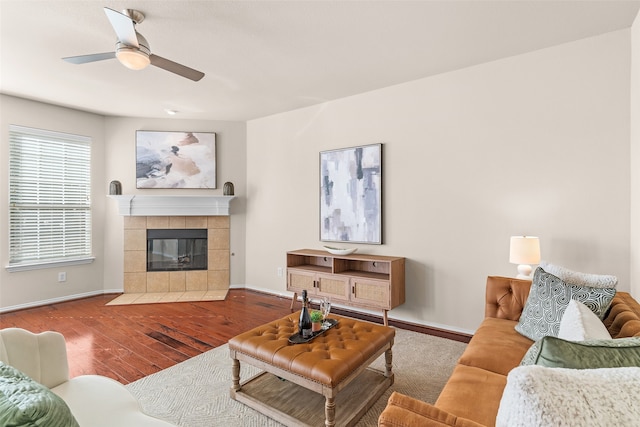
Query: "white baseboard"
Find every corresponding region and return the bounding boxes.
[230,283,293,299]
[0,289,122,314]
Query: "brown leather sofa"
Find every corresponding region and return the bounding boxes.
[378,276,640,427]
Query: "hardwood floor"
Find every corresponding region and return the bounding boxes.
[1,289,471,385]
[0,290,293,384]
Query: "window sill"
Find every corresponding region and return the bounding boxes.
[6,257,95,273]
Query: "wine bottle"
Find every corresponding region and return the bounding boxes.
[299,290,312,338]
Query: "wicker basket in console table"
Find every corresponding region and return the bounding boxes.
[287,249,405,326]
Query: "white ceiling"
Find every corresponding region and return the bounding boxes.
[1,1,639,121]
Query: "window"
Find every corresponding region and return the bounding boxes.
[8,125,93,270]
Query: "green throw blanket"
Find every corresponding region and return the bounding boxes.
[0,362,79,427]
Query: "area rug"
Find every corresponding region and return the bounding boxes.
[126,328,467,426]
[106,290,228,306]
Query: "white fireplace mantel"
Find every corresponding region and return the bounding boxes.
[109,195,235,216]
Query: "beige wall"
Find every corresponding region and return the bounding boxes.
[631,12,640,298]
[246,30,631,333]
[0,95,107,309]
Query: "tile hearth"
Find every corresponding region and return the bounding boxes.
[107,290,228,306]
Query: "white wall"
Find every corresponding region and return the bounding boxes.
[0,95,107,310]
[102,117,247,291]
[246,30,631,333]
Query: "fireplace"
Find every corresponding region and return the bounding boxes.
[110,195,235,298]
[122,215,230,294]
[147,229,208,272]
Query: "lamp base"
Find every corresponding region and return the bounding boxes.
[516,264,533,280]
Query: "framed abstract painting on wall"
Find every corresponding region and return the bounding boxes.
[320,143,382,244]
[136,131,216,189]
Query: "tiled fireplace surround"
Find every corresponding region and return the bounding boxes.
[109,195,234,301]
[123,215,230,294]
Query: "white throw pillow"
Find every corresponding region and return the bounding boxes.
[496,365,640,427]
[539,260,617,289]
[558,299,611,341]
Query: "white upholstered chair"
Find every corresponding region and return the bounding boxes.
[0,327,175,427]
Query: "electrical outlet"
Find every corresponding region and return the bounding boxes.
[58,272,66,282]
[277,267,283,277]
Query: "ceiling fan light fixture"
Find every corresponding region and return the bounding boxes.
[115,32,151,70]
[116,46,150,70]
[63,7,204,81]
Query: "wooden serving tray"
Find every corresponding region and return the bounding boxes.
[288,318,338,344]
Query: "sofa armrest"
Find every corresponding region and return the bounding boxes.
[485,276,532,321]
[378,392,485,427]
[0,328,70,388]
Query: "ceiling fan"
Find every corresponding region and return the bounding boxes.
[62,7,204,82]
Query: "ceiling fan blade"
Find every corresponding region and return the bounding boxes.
[63,52,116,64]
[150,55,205,82]
[104,7,138,47]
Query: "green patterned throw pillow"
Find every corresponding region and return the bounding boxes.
[0,362,79,427]
[514,267,616,341]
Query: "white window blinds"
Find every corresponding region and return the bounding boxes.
[9,125,92,266]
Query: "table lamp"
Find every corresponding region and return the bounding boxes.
[509,236,540,280]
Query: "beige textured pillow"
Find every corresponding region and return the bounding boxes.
[497,365,640,427]
[539,260,617,289]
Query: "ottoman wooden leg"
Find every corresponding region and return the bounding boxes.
[385,347,393,378]
[231,358,241,393]
[325,396,336,427]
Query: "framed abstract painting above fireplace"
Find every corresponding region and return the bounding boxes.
[320,143,382,244]
[136,130,216,189]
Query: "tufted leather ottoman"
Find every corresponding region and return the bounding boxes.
[229,312,395,427]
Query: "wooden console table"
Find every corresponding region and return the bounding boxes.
[287,249,405,326]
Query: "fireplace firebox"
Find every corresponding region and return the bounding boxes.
[147,229,208,272]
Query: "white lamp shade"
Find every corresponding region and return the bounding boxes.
[509,236,541,265]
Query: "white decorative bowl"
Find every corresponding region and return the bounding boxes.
[323,246,357,256]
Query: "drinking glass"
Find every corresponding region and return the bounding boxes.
[320,297,331,329]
